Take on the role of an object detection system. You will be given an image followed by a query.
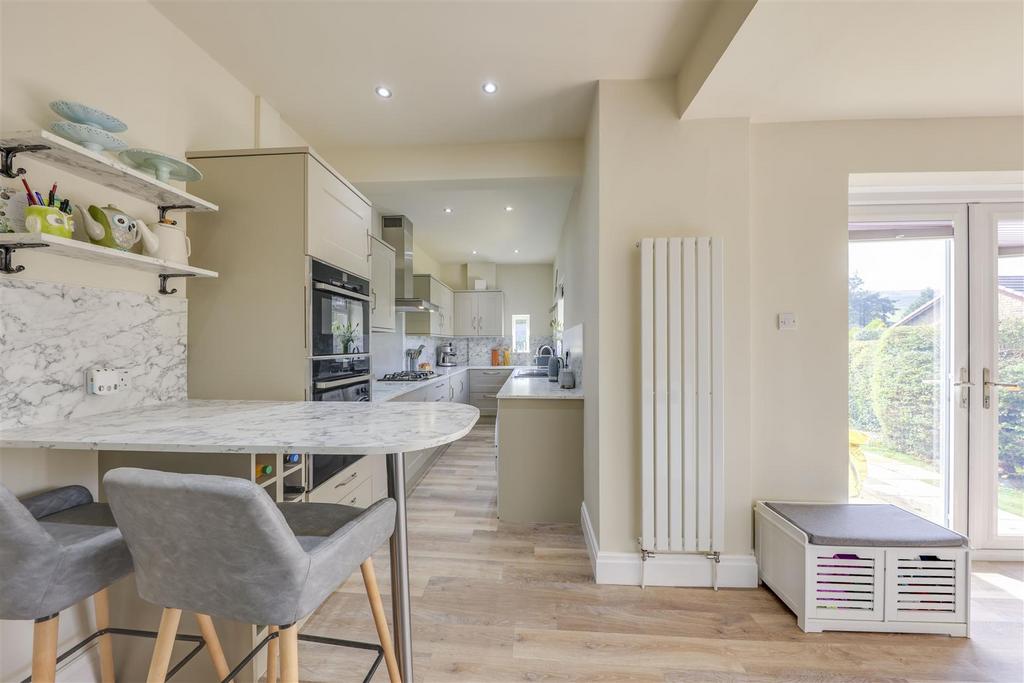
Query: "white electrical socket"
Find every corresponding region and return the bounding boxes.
[86,368,128,395]
[777,312,798,330]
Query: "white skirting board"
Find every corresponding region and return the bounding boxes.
[581,503,758,588]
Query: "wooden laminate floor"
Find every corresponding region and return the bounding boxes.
[302,421,1024,682]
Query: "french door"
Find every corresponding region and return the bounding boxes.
[968,203,1024,552]
[848,202,1024,553]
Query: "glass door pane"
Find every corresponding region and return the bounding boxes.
[969,203,1024,550]
[848,204,968,531]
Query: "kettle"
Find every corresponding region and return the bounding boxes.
[78,204,158,253]
[547,355,564,382]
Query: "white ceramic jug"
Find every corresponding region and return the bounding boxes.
[146,221,191,264]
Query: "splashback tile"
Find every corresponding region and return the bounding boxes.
[0,279,187,427]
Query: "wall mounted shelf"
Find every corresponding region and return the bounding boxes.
[0,130,218,215]
[0,233,217,294]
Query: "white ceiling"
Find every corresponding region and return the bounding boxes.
[685,0,1024,122]
[153,0,714,146]
[360,178,577,264]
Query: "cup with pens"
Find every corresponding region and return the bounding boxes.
[21,178,75,238]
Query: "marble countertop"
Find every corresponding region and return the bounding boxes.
[372,366,523,403]
[495,368,584,400]
[0,400,480,455]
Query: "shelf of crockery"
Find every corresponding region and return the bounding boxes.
[0,130,217,214]
[0,232,217,294]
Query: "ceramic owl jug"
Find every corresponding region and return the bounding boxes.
[79,204,158,252]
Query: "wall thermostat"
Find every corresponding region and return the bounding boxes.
[86,368,128,395]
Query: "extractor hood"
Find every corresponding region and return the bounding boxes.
[381,215,440,313]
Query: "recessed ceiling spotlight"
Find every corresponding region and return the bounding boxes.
[514,249,520,254]
[472,250,478,255]
[504,206,514,212]
[482,81,498,95]
[443,207,453,214]
[375,86,393,99]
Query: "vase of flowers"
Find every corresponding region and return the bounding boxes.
[332,320,360,354]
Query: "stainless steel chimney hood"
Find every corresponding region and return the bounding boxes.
[381,215,440,313]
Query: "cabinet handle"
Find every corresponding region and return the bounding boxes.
[371,289,377,312]
[334,472,359,489]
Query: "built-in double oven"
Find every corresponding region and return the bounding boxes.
[308,258,371,491]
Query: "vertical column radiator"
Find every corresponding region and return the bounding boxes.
[639,237,725,583]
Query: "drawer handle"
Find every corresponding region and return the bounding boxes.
[334,472,359,488]
[484,394,497,399]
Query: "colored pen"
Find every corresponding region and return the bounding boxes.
[21,178,35,205]
[35,192,45,206]
[48,183,57,207]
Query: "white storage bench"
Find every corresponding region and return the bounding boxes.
[754,501,969,637]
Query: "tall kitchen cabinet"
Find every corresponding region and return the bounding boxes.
[369,236,396,332]
[406,274,454,336]
[454,290,505,336]
[184,147,372,401]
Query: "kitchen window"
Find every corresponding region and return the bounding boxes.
[512,314,530,352]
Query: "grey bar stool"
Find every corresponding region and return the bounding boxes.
[104,467,401,683]
[0,484,210,683]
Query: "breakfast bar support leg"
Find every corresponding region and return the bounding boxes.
[386,452,413,682]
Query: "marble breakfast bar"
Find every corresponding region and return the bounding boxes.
[0,399,480,683]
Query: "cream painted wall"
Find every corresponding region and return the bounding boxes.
[554,90,601,538]
[413,242,443,279]
[0,2,306,679]
[595,80,752,554]
[495,264,554,344]
[748,116,1024,506]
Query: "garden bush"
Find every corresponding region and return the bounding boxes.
[871,325,939,462]
[849,340,880,432]
[998,316,1024,484]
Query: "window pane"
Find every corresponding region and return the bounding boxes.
[512,315,530,352]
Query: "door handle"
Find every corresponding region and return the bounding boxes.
[984,367,1022,409]
[952,367,972,409]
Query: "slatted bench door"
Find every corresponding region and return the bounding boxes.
[809,548,884,621]
[885,550,967,624]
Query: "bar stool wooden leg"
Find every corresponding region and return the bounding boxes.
[194,613,230,680]
[146,608,181,683]
[361,558,401,683]
[279,624,298,683]
[93,589,116,683]
[32,614,59,683]
[266,625,279,683]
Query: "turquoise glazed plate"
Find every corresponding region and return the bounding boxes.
[119,148,202,183]
[50,100,127,133]
[50,121,128,153]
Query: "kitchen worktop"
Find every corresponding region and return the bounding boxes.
[372,365,526,403]
[0,399,480,455]
[496,368,584,400]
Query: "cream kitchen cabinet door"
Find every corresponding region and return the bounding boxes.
[407,275,454,336]
[453,292,477,336]
[475,290,504,336]
[370,236,396,331]
[305,156,371,278]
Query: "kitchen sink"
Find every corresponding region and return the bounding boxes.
[515,368,551,378]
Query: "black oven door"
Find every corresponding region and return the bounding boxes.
[310,454,365,491]
[310,260,371,358]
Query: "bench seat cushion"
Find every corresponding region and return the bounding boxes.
[765,502,967,547]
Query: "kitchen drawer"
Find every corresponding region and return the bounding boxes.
[337,477,373,509]
[393,386,428,402]
[470,369,512,392]
[470,391,499,415]
[426,378,450,402]
[306,458,370,504]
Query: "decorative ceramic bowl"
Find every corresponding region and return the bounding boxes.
[118,148,202,183]
[50,121,128,153]
[49,100,127,133]
[0,187,29,233]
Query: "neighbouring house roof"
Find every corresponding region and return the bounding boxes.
[893,286,1024,327]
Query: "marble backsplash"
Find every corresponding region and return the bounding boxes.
[0,278,187,428]
[406,334,555,368]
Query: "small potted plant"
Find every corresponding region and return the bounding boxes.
[332,320,360,354]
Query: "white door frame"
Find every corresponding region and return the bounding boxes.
[848,204,970,534]
[968,202,1024,554]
